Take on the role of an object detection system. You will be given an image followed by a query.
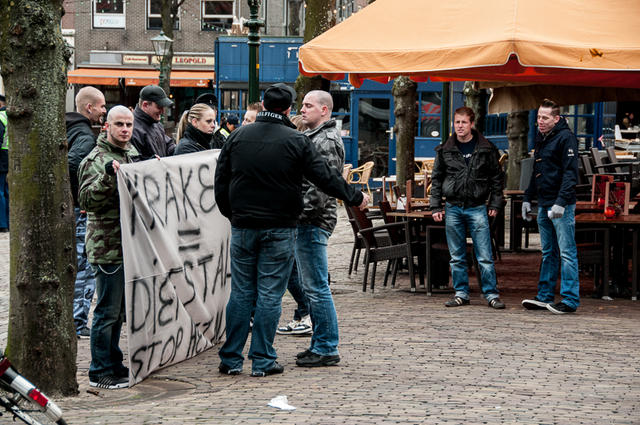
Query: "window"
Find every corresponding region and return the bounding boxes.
[560,103,597,149]
[93,0,125,28]
[147,0,180,31]
[331,91,351,137]
[202,0,235,32]
[417,92,441,138]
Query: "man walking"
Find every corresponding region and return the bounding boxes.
[78,105,139,389]
[293,90,352,367]
[430,106,505,309]
[522,99,580,314]
[0,94,9,233]
[131,85,175,159]
[66,86,106,338]
[214,83,368,377]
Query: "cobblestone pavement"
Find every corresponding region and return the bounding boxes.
[1,211,639,424]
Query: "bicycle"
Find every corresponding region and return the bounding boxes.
[0,350,67,425]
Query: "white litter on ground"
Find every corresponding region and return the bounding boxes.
[268,395,296,411]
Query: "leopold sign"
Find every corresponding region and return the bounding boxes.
[151,56,215,66]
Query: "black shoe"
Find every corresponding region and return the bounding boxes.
[296,352,340,367]
[546,302,576,314]
[488,298,505,309]
[218,363,242,375]
[89,374,129,389]
[444,296,470,307]
[251,361,284,377]
[77,328,90,339]
[296,349,313,359]
[113,365,129,378]
[522,297,549,310]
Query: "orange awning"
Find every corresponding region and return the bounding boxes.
[68,68,214,88]
[299,0,640,89]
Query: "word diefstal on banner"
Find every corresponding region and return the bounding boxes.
[117,151,231,386]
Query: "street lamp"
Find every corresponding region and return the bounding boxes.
[151,31,173,93]
[245,0,264,103]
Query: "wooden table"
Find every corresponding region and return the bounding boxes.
[576,212,640,300]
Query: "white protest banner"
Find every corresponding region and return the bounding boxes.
[117,150,231,386]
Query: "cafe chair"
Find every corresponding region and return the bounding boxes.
[425,225,453,295]
[344,204,389,276]
[575,226,610,297]
[342,163,353,180]
[378,200,426,290]
[348,205,419,292]
[347,161,374,198]
[591,147,640,195]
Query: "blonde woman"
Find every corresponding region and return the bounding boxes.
[174,103,217,155]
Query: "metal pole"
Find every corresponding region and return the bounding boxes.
[245,0,264,103]
[441,82,451,144]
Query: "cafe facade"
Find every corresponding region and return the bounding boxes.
[215,36,623,178]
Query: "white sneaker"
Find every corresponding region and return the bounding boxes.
[277,315,312,336]
[276,318,301,335]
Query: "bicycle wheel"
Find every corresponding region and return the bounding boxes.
[0,389,65,425]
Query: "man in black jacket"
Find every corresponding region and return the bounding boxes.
[214,83,368,377]
[430,106,505,309]
[522,99,580,314]
[131,85,175,159]
[66,86,106,338]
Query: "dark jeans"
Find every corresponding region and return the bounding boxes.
[89,263,126,378]
[219,227,296,373]
[288,260,309,321]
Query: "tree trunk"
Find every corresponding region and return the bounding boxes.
[463,81,487,134]
[159,0,178,96]
[506,111,530,190]
[294,0,335,109]
[0,0,77,395]
[392,77,417,194]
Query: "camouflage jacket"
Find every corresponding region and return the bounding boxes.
[299,119,345,233]
[78,134,138,264]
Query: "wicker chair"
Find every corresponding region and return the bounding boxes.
[347,161,374,198]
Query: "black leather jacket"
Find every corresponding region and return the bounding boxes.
[430,130,504,212]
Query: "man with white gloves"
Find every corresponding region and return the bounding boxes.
[521,99,580,314]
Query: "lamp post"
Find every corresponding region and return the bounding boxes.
[151,31,173,93]
[245,0,264,103]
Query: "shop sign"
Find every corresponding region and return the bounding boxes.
[123,55,149,65]
[151,56,215,66]
[93,14,125,29]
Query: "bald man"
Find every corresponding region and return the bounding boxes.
[66,86,106,339]
[294,90,362,367]
[78,105,139,389]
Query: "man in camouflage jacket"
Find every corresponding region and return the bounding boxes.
[295,90,370,367]
[78,105,138,389]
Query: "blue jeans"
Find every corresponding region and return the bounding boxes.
[0,173,8,229]
[536,204,580,309]
[295,225,339,356]
[73,208,96,333]
[219,227,296,373]
[288,260,309,321]
[444,204,499,302]
[89,263,126,378]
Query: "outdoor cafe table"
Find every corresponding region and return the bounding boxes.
[575,212,640,300]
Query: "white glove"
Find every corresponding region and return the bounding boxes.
[548,204,565,219]
[522,202,532,222]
